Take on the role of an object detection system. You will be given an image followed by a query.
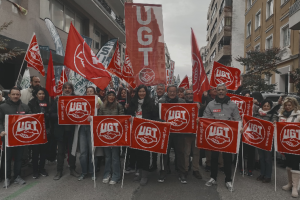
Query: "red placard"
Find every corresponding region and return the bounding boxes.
[275,122,300,155]
[92,115,131,147]
[159,103,198,133]
[125,3,166,86]
[197,118,241,154]
[209,62,241,90]
[242,115,274,151]
[5,114,47,147]
[131,117,171,154]
[227,93,253,116]
[58,96,97,125]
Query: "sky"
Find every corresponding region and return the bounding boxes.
[133,0,211,80]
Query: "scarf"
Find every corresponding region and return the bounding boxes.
[258,108,269,116]
[283,110,293,118]
[215,95,230,104]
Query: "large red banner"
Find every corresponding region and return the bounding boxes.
[275,122,300,155]
[227,93,253,116]
[131,117,171,154]
[125,3,166,86]
[197,118,241,154]
[242,115,274,151]
[107,41,122,79]
[5,114,47,147]
[56,68,68,96]
[178,75,189,90]
[159,103,198,133]
[92,115,131,147]
[58,96,97,125]
[210,62,241,90]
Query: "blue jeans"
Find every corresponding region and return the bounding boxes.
[258,149,272,178]
[103,147,121,182]
[79,125,97,175]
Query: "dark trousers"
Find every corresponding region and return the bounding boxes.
[57,131,76,172]
[32,144,47,173]
[3,143,24,179]
[128,148,138,169]
[285,153,300,170]
[238,143,255,171]
[211,151,232,182]
[136,149,156,171]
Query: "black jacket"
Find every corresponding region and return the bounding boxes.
[28,98,50,130]
[126,98,159,121]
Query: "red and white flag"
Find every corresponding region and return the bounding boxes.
[24,33,45,76]
[125,3,166,86]
[178,75,189,90]
[122,49,137,88]
[92,115,131,147]
[64,23,111,90]
[131,117,171,154]
[191,29,210,103]
[159,103,198,134]
[45,51,56,98]
[197,118,241,154]
[210,62,241,91]
[227,93,253,116]
[58,95,97,125]
[5,114,47,147]
[275,122,300,155]
[107,41,122,79]
[242,115,274,151]
[56,68,68,96]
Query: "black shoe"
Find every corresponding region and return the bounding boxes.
[53,171,62,180]
[193,171,202,179]
[39,169,48,177]
[179,174,187,184]
[158,170,167,183]
[33,172,39,179]
[70,169,80,177]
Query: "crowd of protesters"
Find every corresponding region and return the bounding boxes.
[0,77,300,198]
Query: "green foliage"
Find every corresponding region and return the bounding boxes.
[235,48,281,92]
[0,21,25,63]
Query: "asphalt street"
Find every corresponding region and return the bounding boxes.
[0,153,298,200]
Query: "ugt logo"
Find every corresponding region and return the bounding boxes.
[214,67,234,86]
[66,98,91,122]
[280,124,300,152]
[139,68,155,84]
[205,122,233,149]
[230,96,246,115]
[135,122,161,148]
[165,106,190,131]
[243,120,265,144]
[97,118,123,144]
[12,116,42,143]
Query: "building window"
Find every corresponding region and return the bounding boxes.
[281,0,289,5]
[52,0,64,30]
[64,7,75,33]
[210,20,217,36]
[281,25,291,48]
[219,18,224,33]
[40,0,50,19]
[219,0,225,15]
[255,11,261,29]
[266,35,273,49]
[247,21,251,37]
[255,44,260,51]
[225,17,231,26]
[266,0,273,19]
[247,0,252,9]
[211,4,217,20]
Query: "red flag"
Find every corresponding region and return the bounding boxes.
[107,41,122,79]
[227,93,254,116]
[159,103,198,133]
[5,114,47,147]
[125,3,166,86]
[275,122,300,155]
[64,23,111,90]
[92,115,131,147]
[191,29,210,102]
[210,62,241,90]
[242,115,274,151]
[56,68,68,96]
[58,96,97,125]
[122,49,137,88]
[131,117,171,154]
[178,75,189,90]
[24,34,45,76]
[197,118,241,154]
[45,51,56,98]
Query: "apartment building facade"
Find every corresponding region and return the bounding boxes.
[0,0,126,89]
[204,0,245,78]
[244,0,300,93]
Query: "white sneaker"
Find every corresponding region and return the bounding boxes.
[102,176,110,184]
[205,178,217,186]
[226,182,234,192]
[109,180,117,185]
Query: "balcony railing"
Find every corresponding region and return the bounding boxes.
[290,0,300,17]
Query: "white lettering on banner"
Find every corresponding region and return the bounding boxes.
[209,126,229,138]
[137,27,153,45]
[161,127,167,149]
[168,110,186,120]
[69,102,88,112]
[17,121,38,132]
[266,126,271,146]
[125,120,128,142]
[138,48,153,66]
[283,129,300,140]
[138,126,158,139]
[200,122,204,144]
[246,123,263,136]
[216,69,231,79]
[136,6,151,25]
[61,100,64,120]
[100,123,119,133]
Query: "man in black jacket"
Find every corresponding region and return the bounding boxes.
[0,87,31,188]
[158,85,187,184]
